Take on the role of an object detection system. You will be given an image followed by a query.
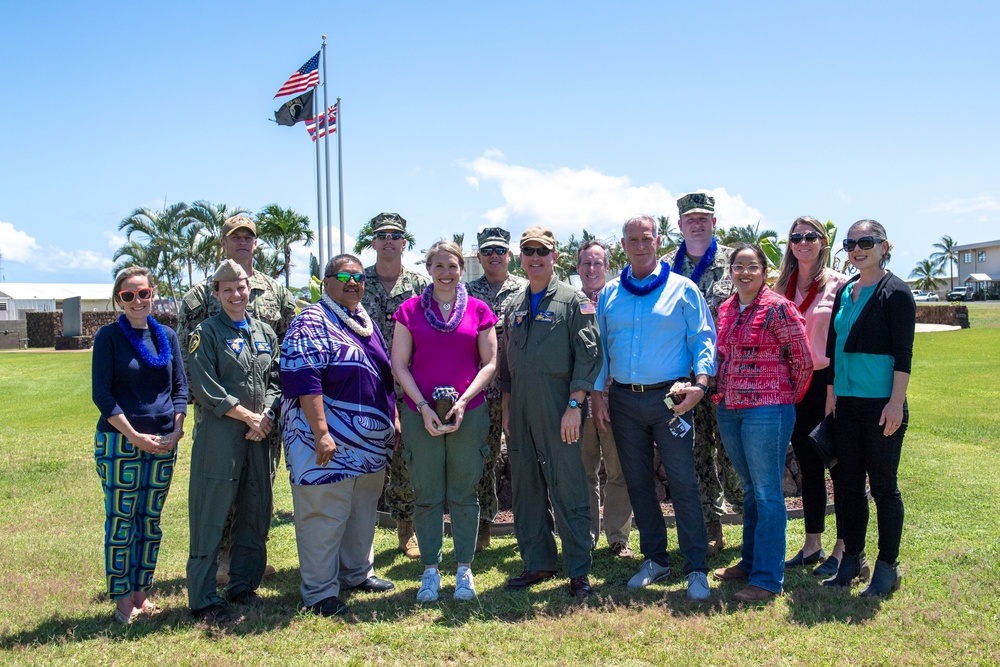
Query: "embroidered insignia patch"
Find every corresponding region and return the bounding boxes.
[579,301,596,315]
[513,310,528,327]
[227,338,244,354]
[188,332,200,354]
[254,341,272,353]
[535,311,555,322]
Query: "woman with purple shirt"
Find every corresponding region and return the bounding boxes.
[392,240,498,603]
[280,254,398,617]
[92,267,187,625]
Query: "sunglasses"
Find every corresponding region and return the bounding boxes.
[843,236,884,251]
[480,247,508,256]
[789,232,823,245]
[327,272,365,283]
[374,232,404,241]
[731,264,763,274]
[118,288,153,302]
[520,246,552,257]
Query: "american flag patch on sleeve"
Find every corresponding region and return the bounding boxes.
[580,301,596,315]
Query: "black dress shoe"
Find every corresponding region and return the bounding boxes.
[813,555,839,577]
[310,595,349,617]
[192,604,231,625]
[226,590,264,605]
[568,576,592,598]
[507,570,557,590]
[784,548,826,568]
[348,576,395,592]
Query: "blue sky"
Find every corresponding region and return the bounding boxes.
[2,1,998,287]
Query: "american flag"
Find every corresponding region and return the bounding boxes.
[306,104,338,141]
[273,51,320,98]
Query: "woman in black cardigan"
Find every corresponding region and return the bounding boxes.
[823,219,915,596]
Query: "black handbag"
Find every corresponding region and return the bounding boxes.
[808,414,837,469]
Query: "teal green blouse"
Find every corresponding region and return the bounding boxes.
[832,283,894,398]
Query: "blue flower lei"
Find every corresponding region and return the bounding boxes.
[672,237,718,286]
[619,261,671,296]
[420,283,468,333]
[117,314,171,368]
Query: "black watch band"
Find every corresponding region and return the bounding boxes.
[694,382,709,395]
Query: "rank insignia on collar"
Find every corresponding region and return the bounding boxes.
[188,332,200,354]
[513,310,528,327]
[227,338,244,354]
[580,301,596,315]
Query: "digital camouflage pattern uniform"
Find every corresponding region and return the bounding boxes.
[361,264,430,522]
[664,242,745,520]
[466,271,527,523]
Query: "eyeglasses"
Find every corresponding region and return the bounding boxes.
[118,288,153,302]
[843,236,884,251]
[327,272,365,283]
[789,232,823,245]
[731,264,763,274]
[374,232,404,241]
[520,246,552,257]
[480,247,508,256]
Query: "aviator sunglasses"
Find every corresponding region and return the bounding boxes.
[480,247,508,256]
[374,232,404,240]
[843,236,884,251]
[789,232,823,245]
[327,272,365,283]
[520,246,552,257]
[118,288,153,302]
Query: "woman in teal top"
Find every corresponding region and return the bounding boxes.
[823,219,915,597]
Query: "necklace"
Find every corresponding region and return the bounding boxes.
[619,261,670,297]
[117,314,170,368]
[672,238,718,285]
[786,268,820,313]
[321,294,374,337]
[421,283,467,332]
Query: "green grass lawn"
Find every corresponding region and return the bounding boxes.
[0,311,998,666]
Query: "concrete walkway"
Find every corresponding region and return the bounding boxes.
[915,323,962,332]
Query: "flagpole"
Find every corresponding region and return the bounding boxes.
[313,86,325,272]
[322,36,334,262]
[337,96,345,254]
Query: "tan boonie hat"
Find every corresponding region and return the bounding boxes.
[222,214,257,237]
[370,212,407,233]
[211,259,249,285]
[519,226,557,250]
[677,192,716,216]
[477,227,511,249]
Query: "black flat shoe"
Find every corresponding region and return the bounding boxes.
[813,555,839,577]
[347,576,395,592]
[784,548,826,568]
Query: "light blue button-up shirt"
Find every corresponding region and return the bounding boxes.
[594,262,717,389]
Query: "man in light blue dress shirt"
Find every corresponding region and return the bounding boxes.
[591,215,717,601]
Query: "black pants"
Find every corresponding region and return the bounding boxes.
[833,396,906,564]
[790,367,834,535]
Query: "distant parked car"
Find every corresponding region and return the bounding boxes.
[946,286,974,301]
[912,290,940,302]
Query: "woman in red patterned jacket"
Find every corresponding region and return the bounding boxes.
[710,243,813,603]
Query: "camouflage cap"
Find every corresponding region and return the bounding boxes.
[519,226,557,250]
[222,214,257,237]
[477,226,511,249]
[211,259,249,285]
[677,193,716,216]
[370,212,407,233]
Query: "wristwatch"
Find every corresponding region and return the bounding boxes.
[265,408,276,420]
[694,383,709,395]
[568,398,583,409]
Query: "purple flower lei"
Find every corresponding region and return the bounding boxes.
[420,283,468,333]
[672,237,718,286]
[620,261,671,297]
[117,314,171,368]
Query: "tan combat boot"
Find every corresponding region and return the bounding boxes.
[475,519,491,552]
[397,520,420,559]
[706,519,726,558]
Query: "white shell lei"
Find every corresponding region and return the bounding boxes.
[322,293,374,337]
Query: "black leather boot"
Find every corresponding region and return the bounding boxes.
[821,551,870,587]
[859,560,902,597]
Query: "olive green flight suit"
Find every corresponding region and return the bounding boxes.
[186,313,281,611]
[498,276,601,578]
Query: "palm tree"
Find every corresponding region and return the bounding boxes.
[256,204,314,287]
[715,221,779,246]
[656,216,680,257]
[186,200,251,273]
[930,235,958,291]
[353,220,417,254]
[452,233,464,250]
[909,259,946,292]
[111,241,161,279]
[117,203,193,307]
[253,246,286,280]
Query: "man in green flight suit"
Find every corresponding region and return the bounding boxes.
[177,214,297,583]
[498,226,601,599]
[186,260,282,625]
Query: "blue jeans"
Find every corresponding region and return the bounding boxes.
[609,386,708,574]
[716,402,795,593]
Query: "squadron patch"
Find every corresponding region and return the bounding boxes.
[254,341,272,354]
[534,310,555,323]
[227,338,244,354]
[188,332,200,354]
[513,310,528,327]
[580,301,596,315]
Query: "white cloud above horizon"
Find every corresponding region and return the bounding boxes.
[927,194,1000,215]
[1,220,113,274]
[0,221,40,262]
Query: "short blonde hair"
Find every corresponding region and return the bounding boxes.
[112,267,156,310]
[424,240,465,271]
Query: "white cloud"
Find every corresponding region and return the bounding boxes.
[834,190,852,203]
[0,221,40,262]
[927,194,1000,215]
[37,249,115,273]
[462,153,765,242]
[104,231,126,250]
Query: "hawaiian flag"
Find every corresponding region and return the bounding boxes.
[306,104,337,141]
[274,51,320,98]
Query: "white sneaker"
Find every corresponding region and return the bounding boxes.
[627,559,671,588]
[416,568,440,603]
[687,571,711,601]
[454,566,477,600]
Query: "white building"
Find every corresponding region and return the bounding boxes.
[0,283,114,321]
